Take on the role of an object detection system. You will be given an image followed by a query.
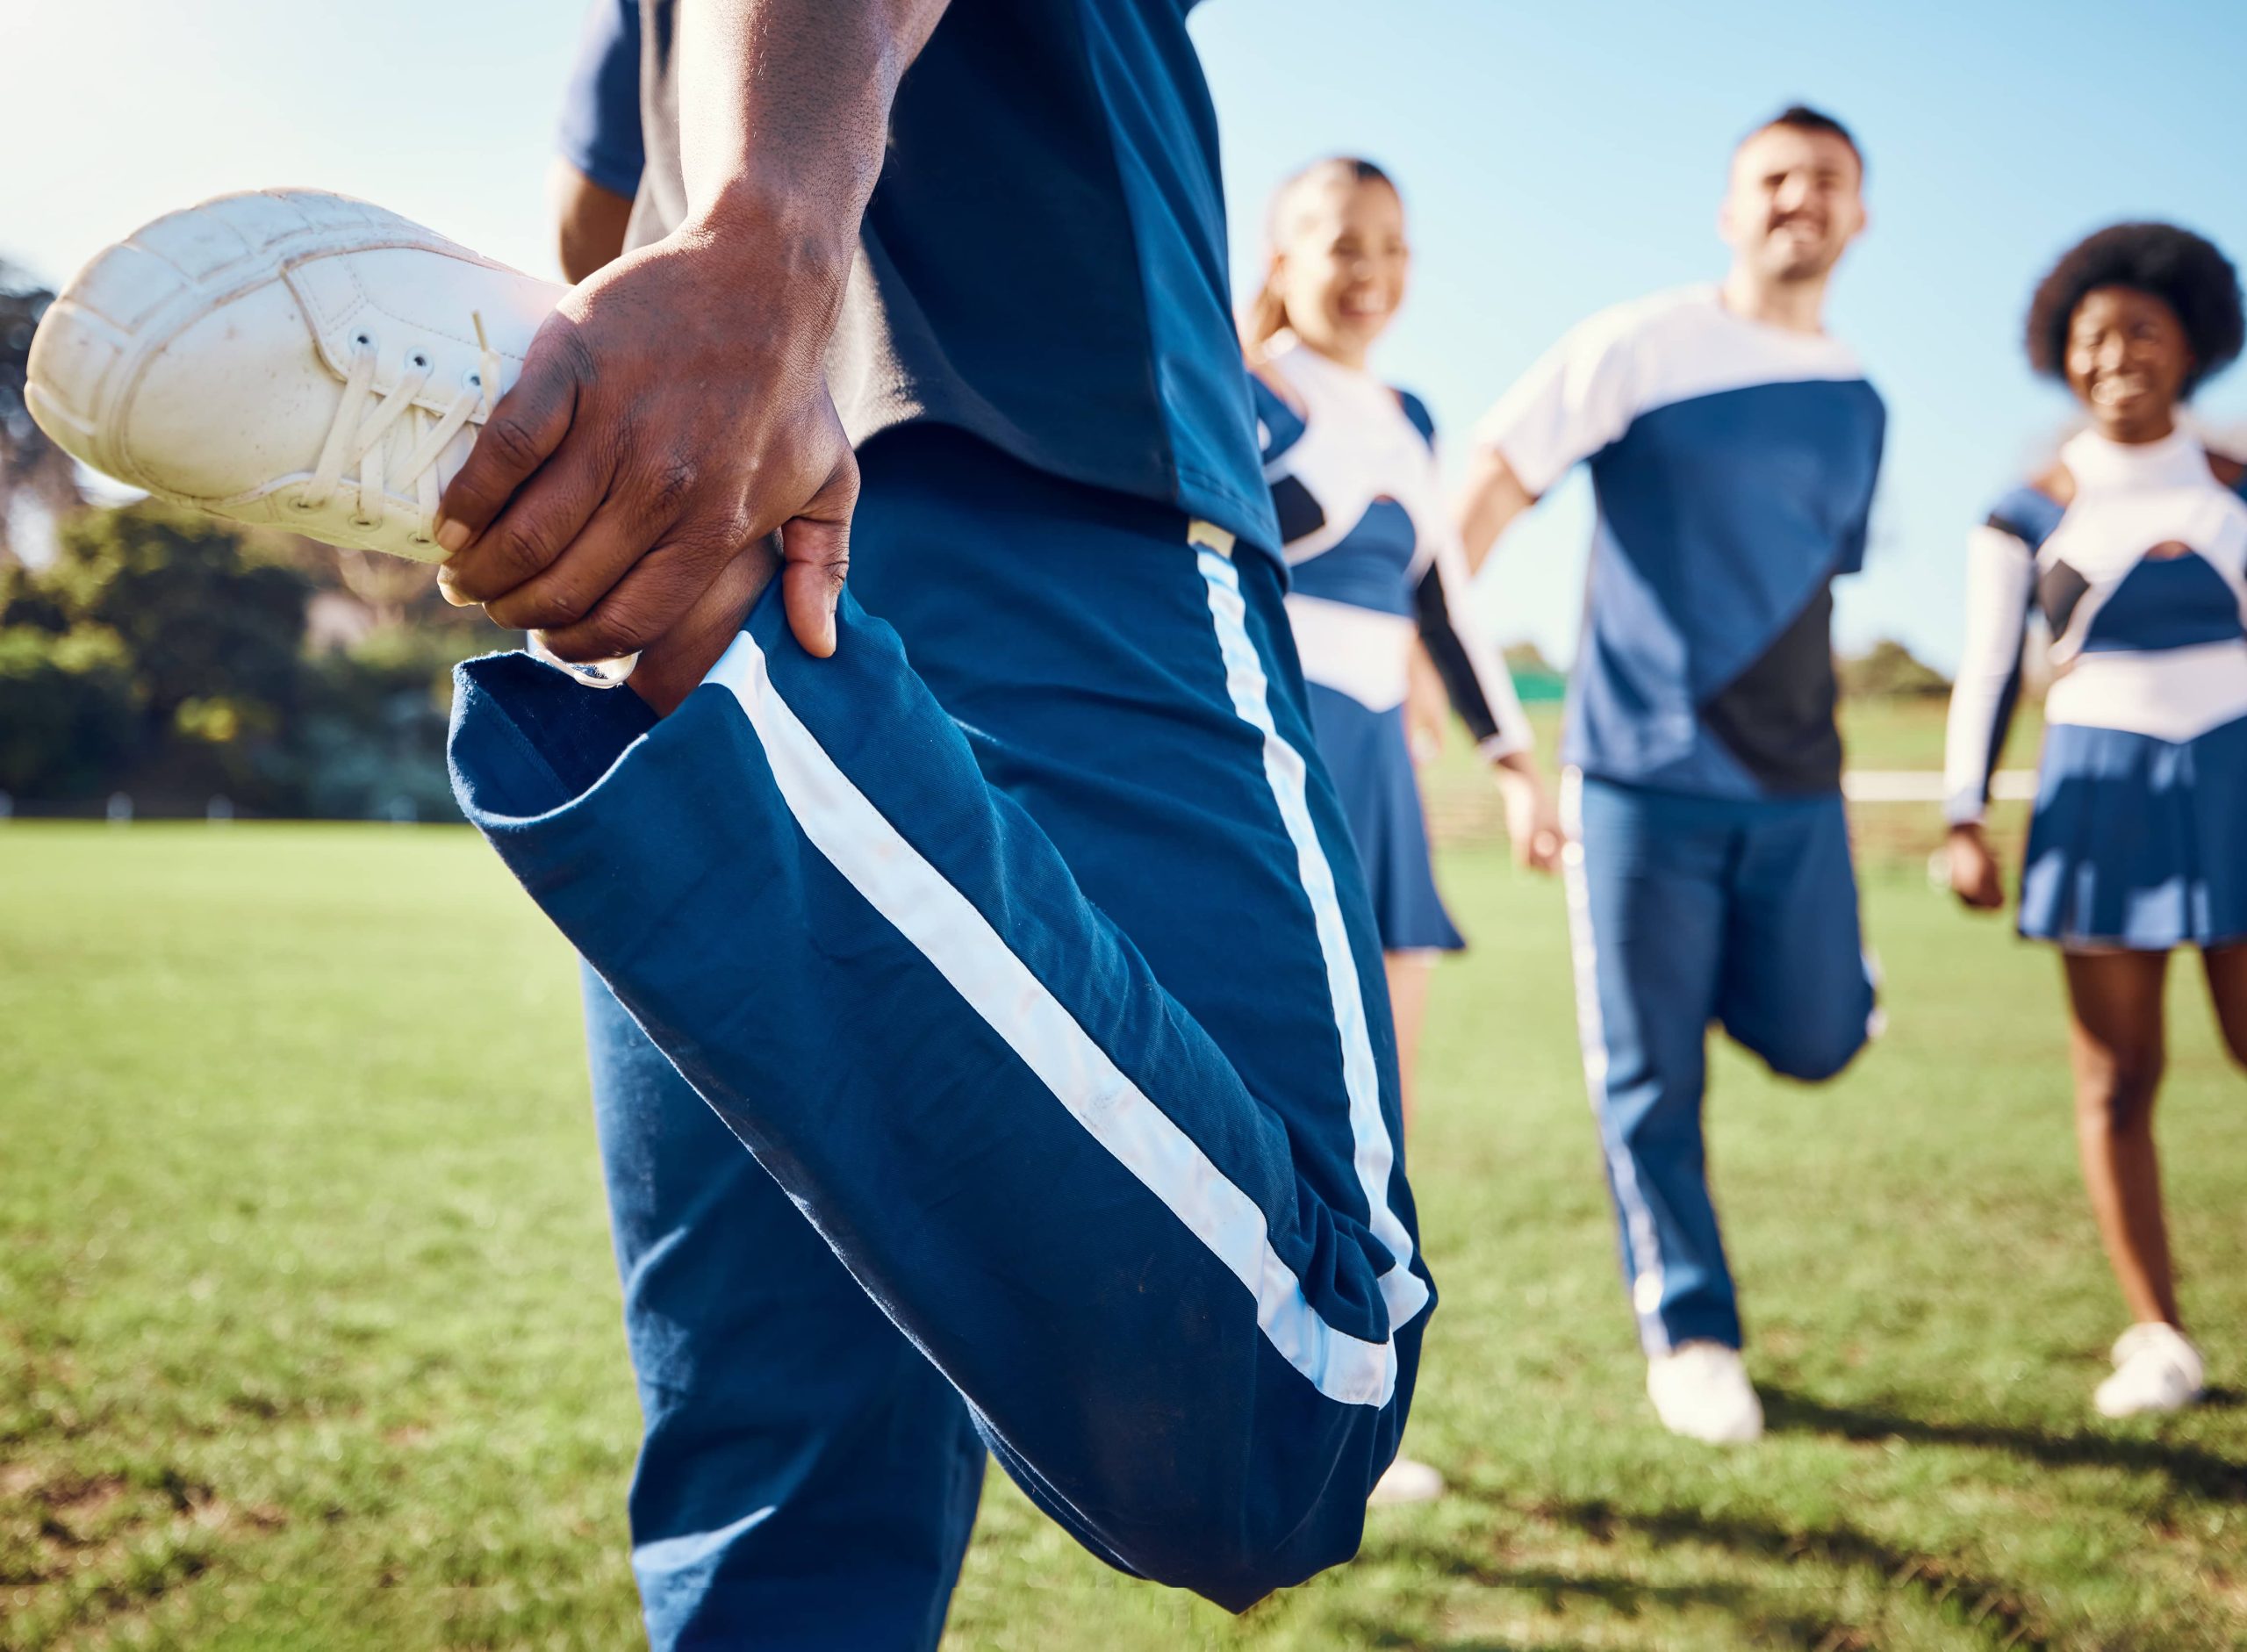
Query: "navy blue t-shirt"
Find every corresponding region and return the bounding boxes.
[556,0,644,199]
[559,0,1278,557]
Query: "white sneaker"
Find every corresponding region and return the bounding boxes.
[1646,1341,1763,1444]
[27,189,561,564]
[2095,1323,2205,1419]
[1367,1454,1445,1507]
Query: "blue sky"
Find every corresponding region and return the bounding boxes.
[6,0,2243,669]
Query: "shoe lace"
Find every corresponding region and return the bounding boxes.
[298,314,500,543]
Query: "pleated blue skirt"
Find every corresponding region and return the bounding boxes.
[2020,713,2247,950]
[1304,685,1464,952]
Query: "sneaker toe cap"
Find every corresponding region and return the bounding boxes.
[119,282,341,503]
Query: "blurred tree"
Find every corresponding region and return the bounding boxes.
[261,536,448,630]
[1503,638,1569,704]
[0,262,83,565]
[1840,638,1950,699]
[0,504,307,805]
[2,497,493,815]
[0,623,138,794]
[288,626,484,822]
[44,501,310,730]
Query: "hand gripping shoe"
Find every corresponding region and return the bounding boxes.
[27,189,563,564]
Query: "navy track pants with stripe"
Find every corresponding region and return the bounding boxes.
[447,428,1432,1624]
[1561,771,1876,1355]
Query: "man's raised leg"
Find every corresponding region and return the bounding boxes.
[448,430,1432,1609]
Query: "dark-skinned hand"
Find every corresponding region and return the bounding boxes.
[1948,822,2006,911]
[433,222,855,711]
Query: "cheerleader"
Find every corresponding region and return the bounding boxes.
[1245,156,1559,1115]
[1945,222,2247,1417]
[1242,159,1558,1503]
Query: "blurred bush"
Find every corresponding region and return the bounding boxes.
[1838,637,1950,700]
[289,624,485,822]
[0,622,139,794]
[0,499,491,818]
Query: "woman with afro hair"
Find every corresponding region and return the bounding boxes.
[1944,221,2247,1418]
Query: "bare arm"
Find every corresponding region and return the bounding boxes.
[1454,446,1538,573]
[549,160,635,283]
[438,0,951,711]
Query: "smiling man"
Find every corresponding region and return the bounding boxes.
[1454,106,1887,1443]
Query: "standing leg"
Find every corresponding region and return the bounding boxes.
[1560,773,1735,1354]
[582,975,985,1652]
[1383,952,1436,1134]
[2062,949,2178,1329]
[2202,945,2247,1072]
[2063,947,2208,1416]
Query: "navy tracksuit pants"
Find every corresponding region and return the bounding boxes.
[1560,770,1877,1355]
[448,428,1432,1644]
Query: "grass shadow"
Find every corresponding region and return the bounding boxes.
[1471,1494,2055,1651]
[1356,1535,1759,1611]
[1762,1383,2247,1504]
[1338,1543,1870,1650]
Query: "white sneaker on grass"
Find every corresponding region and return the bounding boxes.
[27,189,561,564]
[1646,1340,1763,1444]
[2094,1323,2204,1419]
[1367,1454,1445,1506]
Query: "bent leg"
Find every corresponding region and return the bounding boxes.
[1561,775,1737,1353]
[2064,948,2179,1328]
[584,973,983,1652]
[448,448,1427,1610]
[1718,794,1877,1082]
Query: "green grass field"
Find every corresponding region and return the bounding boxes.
[4,810,2243,1650]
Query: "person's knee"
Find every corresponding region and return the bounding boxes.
[1149,1498,1364,1611]
[1096,1419,1392,1609]
[1768,1031,1864,1083]
[1748,1006,1869,1083]
[2076,1047,2164,1134]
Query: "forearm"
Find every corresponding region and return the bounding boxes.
[550,161,635,283]
[1454,448,1536,572]
[1414,540,1533,758]
[435,0,952,678]
[677,0,946,270]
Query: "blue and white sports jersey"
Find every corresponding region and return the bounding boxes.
[1253,341,1530,755]
[605,0,1280,557]
[1943,427,2247,822]
[1474,287,1886,798]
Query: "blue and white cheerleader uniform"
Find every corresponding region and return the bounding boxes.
[1252,340,1534,953]
[1946,427,2247,951]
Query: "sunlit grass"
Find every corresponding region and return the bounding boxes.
[4,822,2241,1649]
